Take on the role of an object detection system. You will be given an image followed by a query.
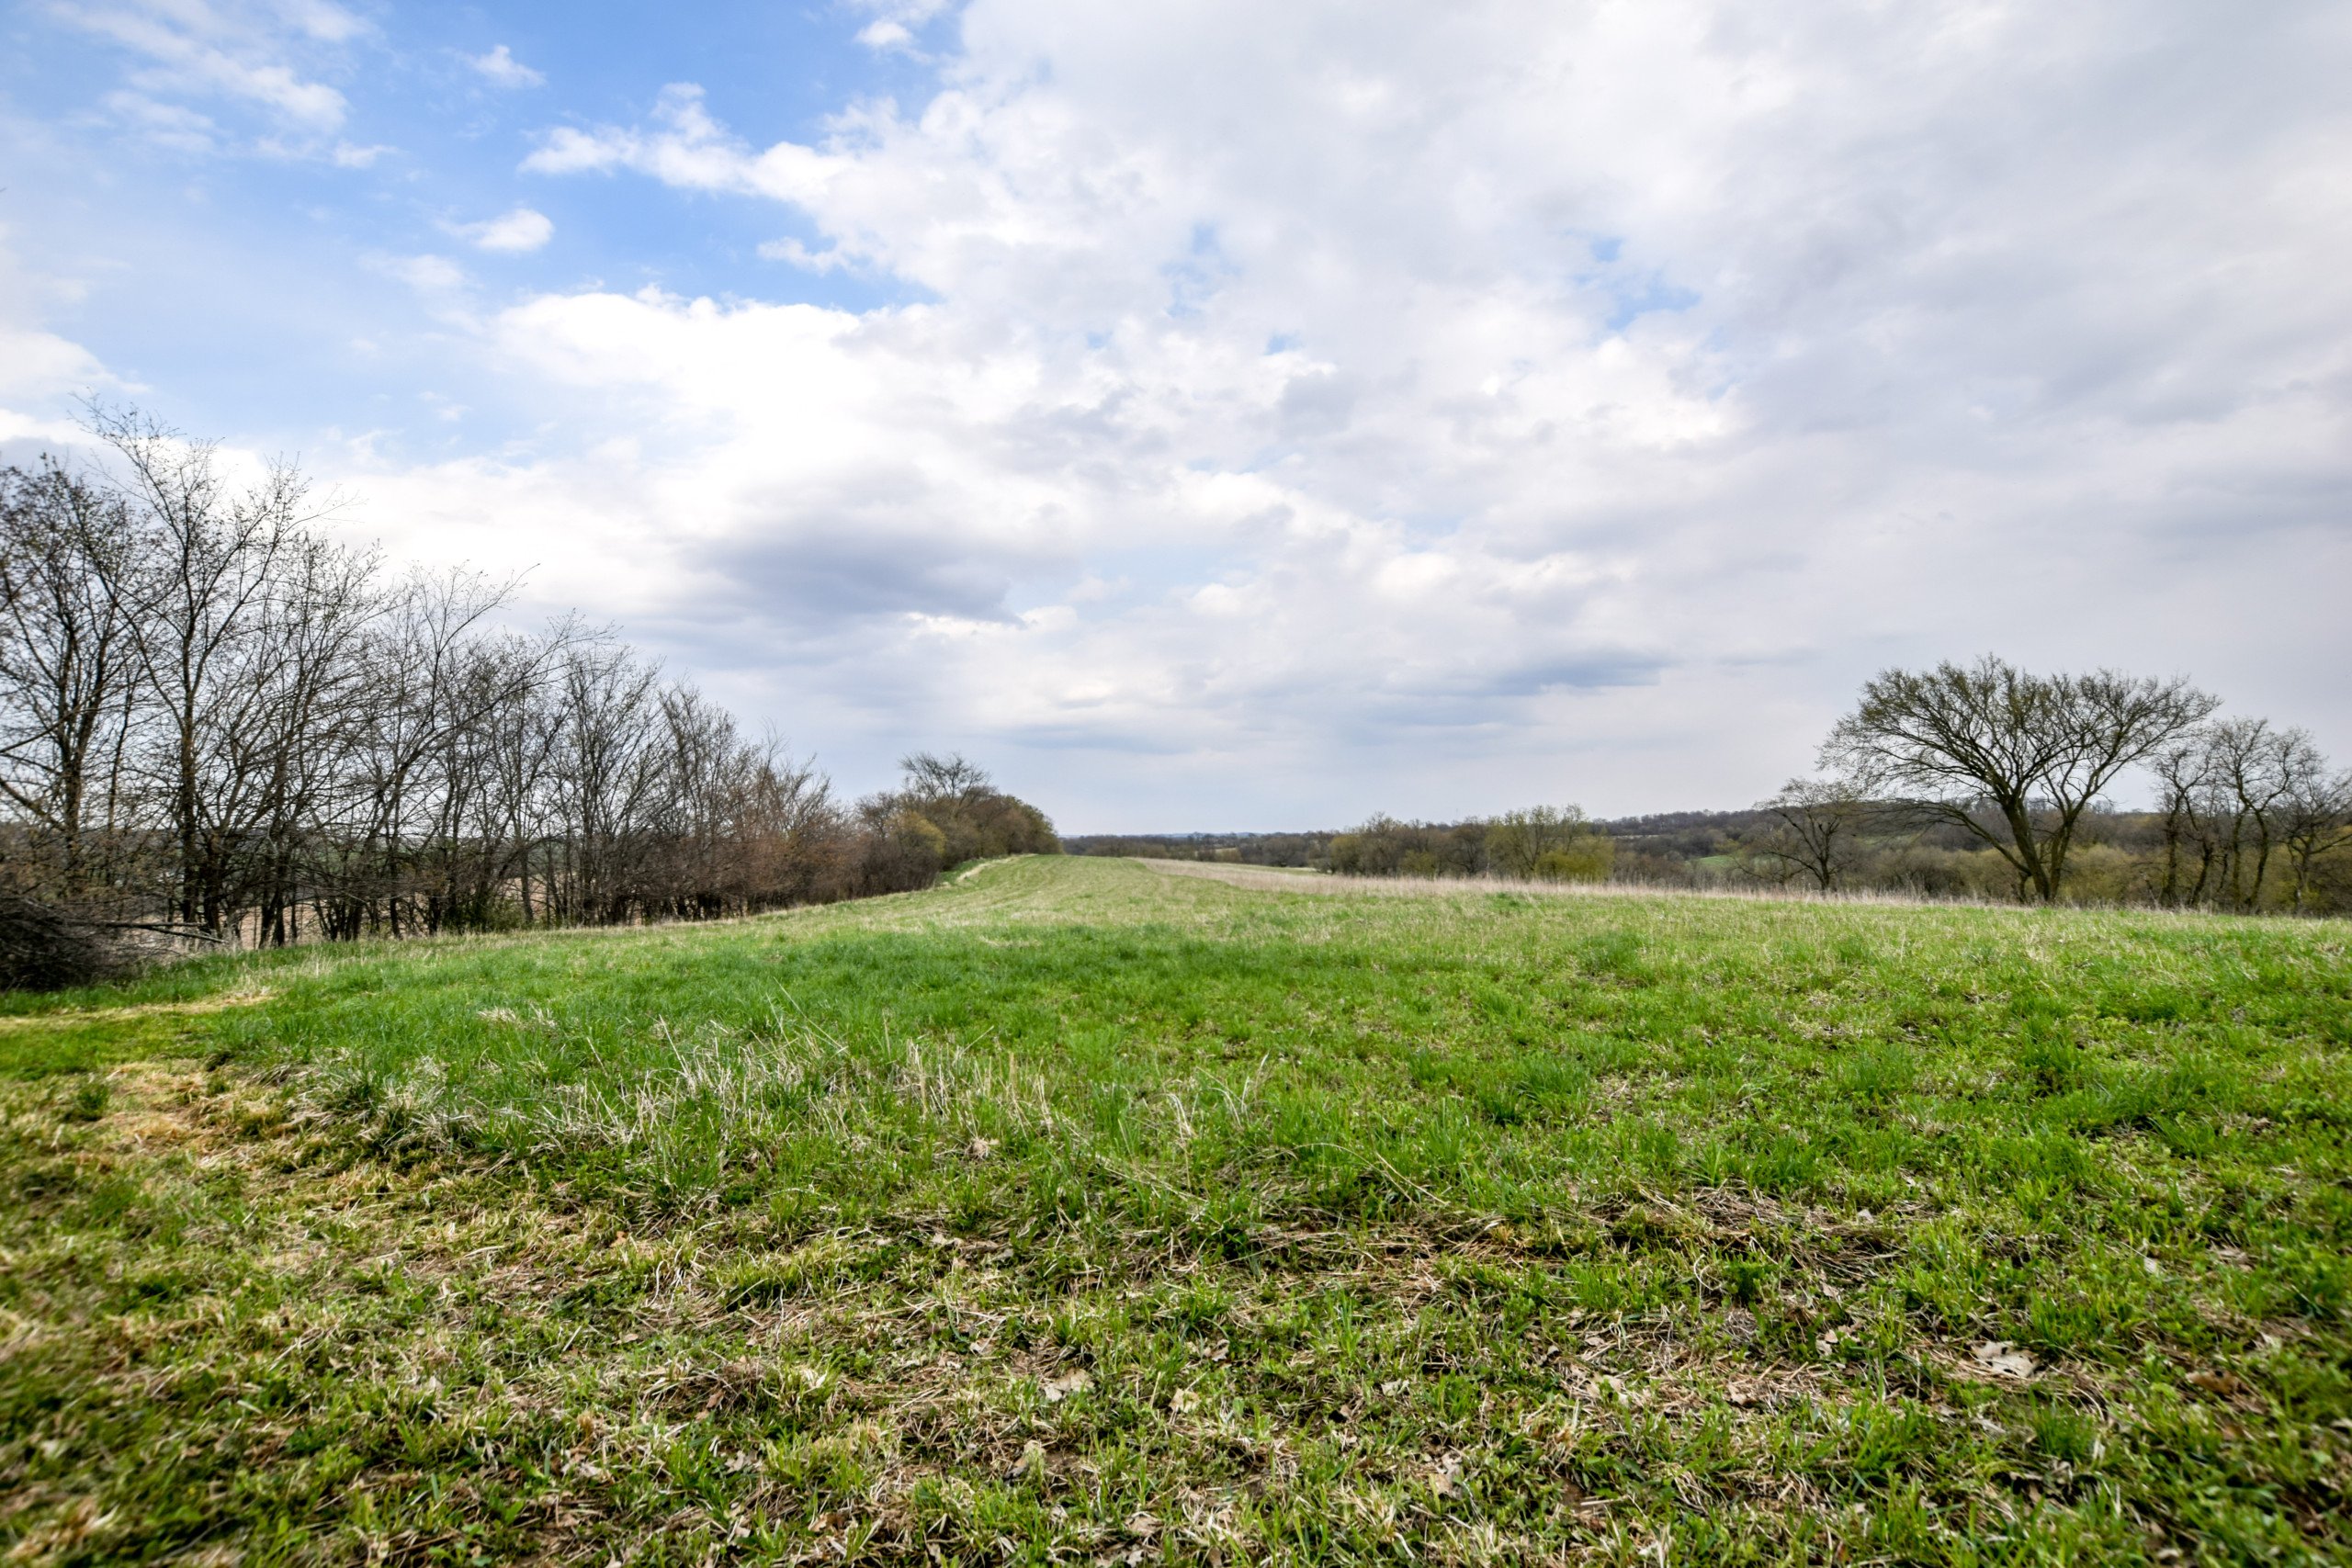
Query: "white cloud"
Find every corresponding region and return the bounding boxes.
[277,0,368,44]
[97,89,219,152]
[379,253,469,294]
[856,20,915,51]
[476,0,2352,821]
[449,209,555,254]
[467,43,545,89]
[49,0,362,141]
[521,85,786,193]
[755,237,853,271]
[849,0,955,32]
[0,236,110,406]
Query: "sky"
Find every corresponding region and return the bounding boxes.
[2,0,2347,831]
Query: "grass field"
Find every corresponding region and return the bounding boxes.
[3,856,2348,1564]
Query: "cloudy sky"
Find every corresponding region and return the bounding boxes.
[3,0,2346,829]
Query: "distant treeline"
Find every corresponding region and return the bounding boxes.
[1069,807,1617,882]
[1069,658,2352,915]
[0,411,1055,986]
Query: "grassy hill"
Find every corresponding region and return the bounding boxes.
[4,857,2348,1563]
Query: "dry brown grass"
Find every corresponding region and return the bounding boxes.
[1136,857,1978,908]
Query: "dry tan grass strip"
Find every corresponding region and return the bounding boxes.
[0,990,275,1031]
[1137,857,1983,909]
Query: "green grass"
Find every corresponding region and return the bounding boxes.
[2,856,2348,1564]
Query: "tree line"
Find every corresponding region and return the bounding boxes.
[0,411,1056,985]
[1072,658,2352,913]
[1068,808,1618,883]
[1326,806,1616,882]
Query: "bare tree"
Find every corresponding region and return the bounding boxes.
[2148,719,2337,912]
[478,624,579,927]
[548,640,667,924]
[92,408,329,934]
[2201,718,2309,911]
[0,461,147,895]
[899,751,992,806]
[1823,656,2216,902]
[2151,733,2222,908]
[731,740,843,907]
[2275,751,2350,914]
[423,626,569,931]
[243,533,386,943]
[1744,776,1876,891]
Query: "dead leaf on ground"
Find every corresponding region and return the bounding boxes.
[1971,1340,2037,1379]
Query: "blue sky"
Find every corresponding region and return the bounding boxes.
[2,1,929,449]
[4,0,2348,829]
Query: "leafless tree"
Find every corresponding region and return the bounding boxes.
[2151,733,2221,908]
[2148,718,2335,912]
[2278,761,2352,914]
[0,460,147,896]
[547,639,668,923]
[243,533,386,943]
[899,751,992,806]
[1823,656,2216,903]
[92,407,332,934]
[478,625,577,927]
[1744,776,1877,891]
[2201,718,2309,911]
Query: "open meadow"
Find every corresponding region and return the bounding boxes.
[3,855,2348,1564]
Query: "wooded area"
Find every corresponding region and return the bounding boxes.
[0,412,1056,984]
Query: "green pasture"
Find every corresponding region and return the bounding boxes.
[3,857,2346,1563]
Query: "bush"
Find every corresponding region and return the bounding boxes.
[1537,838,1614,883]
[0,895,133,991]
[856,753,1061,887]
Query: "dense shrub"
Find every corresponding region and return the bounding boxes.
[851,754,1060,894]
[0,895,130,990]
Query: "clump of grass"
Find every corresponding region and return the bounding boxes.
[62,1076,110,1122]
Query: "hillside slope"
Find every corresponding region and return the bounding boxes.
[4,857,2348,1563]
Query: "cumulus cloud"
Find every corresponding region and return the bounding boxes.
[49,0,367,143]
[0,233,110,406]
[466,43,544,89]
[850,0,954,38]
[449,208,555,253]
[474,0,2352,819]
[521,85,784,191]
[28,0,2352,824]
[855,20,915,51]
